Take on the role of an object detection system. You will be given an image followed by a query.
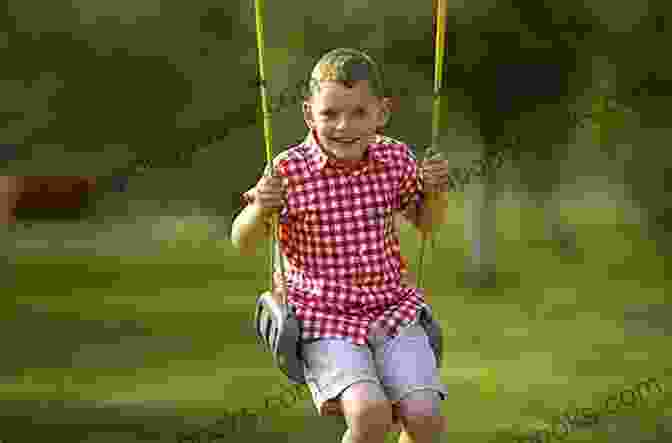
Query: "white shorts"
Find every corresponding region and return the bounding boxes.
[300,316,448,416]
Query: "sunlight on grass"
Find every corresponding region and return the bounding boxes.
[7,201,670,442]
[5,360,283,408]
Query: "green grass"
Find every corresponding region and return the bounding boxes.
[3,194,670,443]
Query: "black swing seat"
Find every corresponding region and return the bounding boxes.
[420,304,443,367]
[254,290,306,384]
[254,289,444,386]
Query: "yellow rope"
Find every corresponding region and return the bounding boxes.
[417,0,448,293]
[253,0,286,305]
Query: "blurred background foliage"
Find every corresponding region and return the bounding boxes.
[1,0,668,241]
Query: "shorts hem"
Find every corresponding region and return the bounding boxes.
[388,385,449,405]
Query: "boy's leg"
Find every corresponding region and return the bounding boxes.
[396,390,444,443]
[301,339,394,443]
[372,323,448,443]
[340,381,392,443]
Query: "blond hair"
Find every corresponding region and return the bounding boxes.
[306,48,385,99]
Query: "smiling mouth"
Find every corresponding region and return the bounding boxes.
[329,137,360,144]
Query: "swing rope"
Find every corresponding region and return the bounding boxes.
[417,0,448,293]
[253,0,287,311]
[252,0,448,310]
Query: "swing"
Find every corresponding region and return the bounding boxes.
[251,0,449,399]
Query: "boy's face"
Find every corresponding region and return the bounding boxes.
[303,80,389,163]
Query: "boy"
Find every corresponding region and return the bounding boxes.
[231,48,452,443]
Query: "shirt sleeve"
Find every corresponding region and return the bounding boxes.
[398,144,425,213]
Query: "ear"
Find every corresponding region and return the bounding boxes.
[378,97,392,127]
[302,100,315,130]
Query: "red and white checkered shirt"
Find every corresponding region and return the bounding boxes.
[242,129,431,346]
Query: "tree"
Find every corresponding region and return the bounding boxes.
[453,0,600,287]
[598,1,672,257]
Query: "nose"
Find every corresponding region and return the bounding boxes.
[335,115,352,131]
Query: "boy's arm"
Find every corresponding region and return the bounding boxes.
[230,186,272,256]
[403,192,449,234]
[399,147,449,234]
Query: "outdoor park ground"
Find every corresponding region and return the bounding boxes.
[1,191,670,443]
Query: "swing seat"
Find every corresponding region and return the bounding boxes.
[254,289,306,385]
[316,304,444,422]
[419,304,444,368]
[254,288,444,423]
[254,287,444,389]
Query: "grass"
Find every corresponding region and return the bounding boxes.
[3,193,670,443]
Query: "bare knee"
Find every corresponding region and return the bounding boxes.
[398,390,445,441]
[341,382,393,442]
[345,401,394,442]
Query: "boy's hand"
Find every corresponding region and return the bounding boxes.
[421,150,451,193]
[252,173,285,217]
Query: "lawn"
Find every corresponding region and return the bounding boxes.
[2,193,670,443]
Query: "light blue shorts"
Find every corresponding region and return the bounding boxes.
[300,315,448,416]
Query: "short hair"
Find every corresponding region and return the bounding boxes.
[306,48,385,99]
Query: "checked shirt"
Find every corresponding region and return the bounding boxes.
[242,129,431,346]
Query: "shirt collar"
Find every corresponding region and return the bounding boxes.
[303,129,389,172]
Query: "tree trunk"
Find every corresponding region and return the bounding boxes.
[464,149,499,288]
